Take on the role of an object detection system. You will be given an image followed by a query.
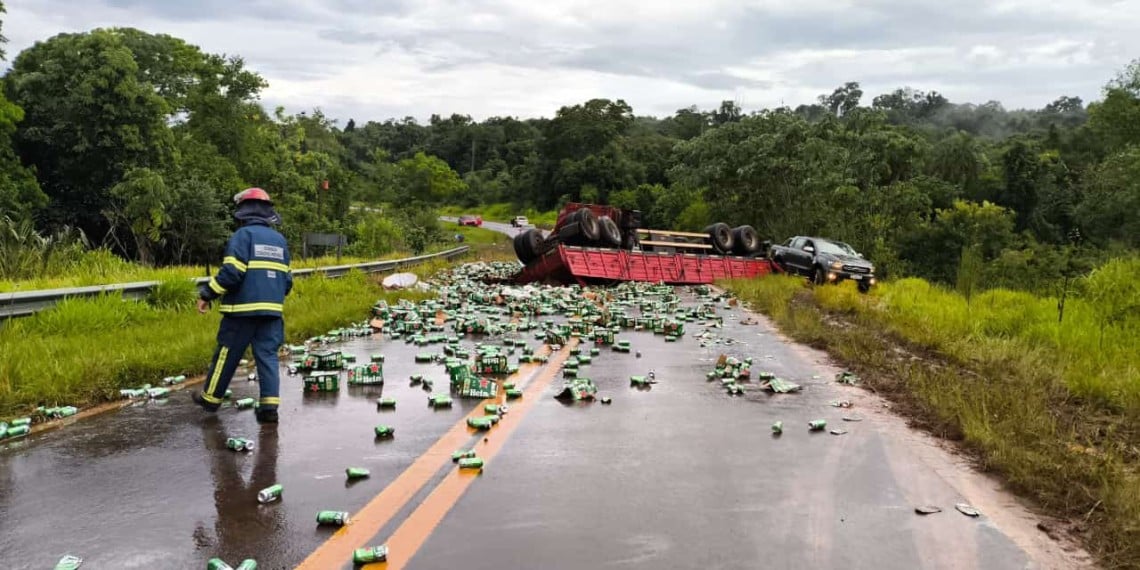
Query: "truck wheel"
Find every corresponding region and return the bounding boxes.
[813,266,827,285]
[731,225,760,255]
[598,216,622,247]
[514,229,543,263]
[558,222,581,244]
[575,209,601,243]
[705,223,734,254]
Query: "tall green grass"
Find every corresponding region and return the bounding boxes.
[0,249,463,293]
[0,271,428,416]
[724,260,1140,568]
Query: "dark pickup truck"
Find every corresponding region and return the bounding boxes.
[769,236,877,292]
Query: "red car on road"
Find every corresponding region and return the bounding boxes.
[458,215,483,227]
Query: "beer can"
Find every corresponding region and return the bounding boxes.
[377,397,397,409]
[10,417,30,427]
[346,467,371,479]
[6,425,30,438]
[316,510,351,526]
[374,425,395,438]
[235,398,256,409]
[502,382,516,390]
[207,559,234,570]
[146,387,170,399]
[771,421,783,434]
[235,560,257,570]
[224,389,234,400]
[257,484,283,504]
[808,419,827,431]
[452,449,476,462]
[353,545,389,564]
[54,555,84,570]
[226,437,254,452]
[458,457,484,470]
[505,388,523,400]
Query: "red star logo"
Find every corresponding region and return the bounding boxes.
[479,378,489,388]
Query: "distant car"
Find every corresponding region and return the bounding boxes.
[511,216,529,228]
[769,236,876,292]
[458,215,483,227]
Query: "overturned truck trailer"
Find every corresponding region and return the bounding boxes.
[512,203,776,285]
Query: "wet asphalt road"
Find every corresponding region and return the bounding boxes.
[0,292,1055,569]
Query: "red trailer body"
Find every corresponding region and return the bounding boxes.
[515,244,775,286]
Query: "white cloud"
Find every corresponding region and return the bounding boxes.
[3,0,1137,122]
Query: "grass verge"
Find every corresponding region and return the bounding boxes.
[0,271,431,418]
[722,273,1140,568]
[0,252,422,293]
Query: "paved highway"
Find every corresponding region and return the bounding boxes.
[0,279,1087,569]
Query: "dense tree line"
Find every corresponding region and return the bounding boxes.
[1,16,1138,292]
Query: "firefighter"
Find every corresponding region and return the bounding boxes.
[192,188,292,424]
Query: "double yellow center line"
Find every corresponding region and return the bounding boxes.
[296,340,577,569]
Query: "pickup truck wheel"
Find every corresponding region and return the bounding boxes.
[813,266,827,285]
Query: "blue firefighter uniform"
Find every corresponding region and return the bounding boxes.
[195,193,292,422]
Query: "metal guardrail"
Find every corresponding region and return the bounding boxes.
[0,246,470,320]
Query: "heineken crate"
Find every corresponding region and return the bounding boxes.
[459,376,498,399]
[475,352,510,374]
[303,371,340,392]
[348,363,384,385]
[301,349,343,372]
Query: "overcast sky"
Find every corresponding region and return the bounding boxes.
[4,0,1138,123]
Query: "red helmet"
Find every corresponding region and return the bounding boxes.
[233,187,272,204]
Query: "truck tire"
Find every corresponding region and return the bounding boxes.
[558,222,581,244]
[575,209,601,243]
[598,216,622,247]
[514,229,544,263]
[705,223,734,254]
[731,225,760,255]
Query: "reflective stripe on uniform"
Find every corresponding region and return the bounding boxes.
[208,277,226,295]
[248,260,290,273]
[205,346,229,398]
[223,256,248,272]
[259,397,281,405]
[219,302,285,313]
